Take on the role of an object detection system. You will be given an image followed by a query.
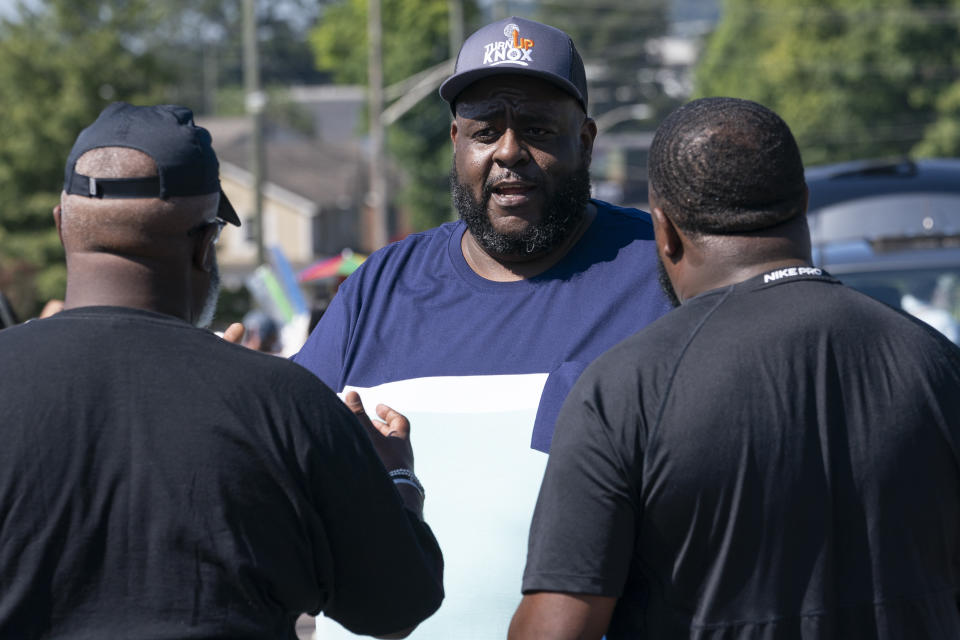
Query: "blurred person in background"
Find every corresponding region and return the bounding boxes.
[241,308,282,354]
[38,298,64,318]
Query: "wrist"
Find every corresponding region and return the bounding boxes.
[390,469,425,520]
[388,468,425,501]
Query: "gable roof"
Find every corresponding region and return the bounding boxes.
[200,116,367,208]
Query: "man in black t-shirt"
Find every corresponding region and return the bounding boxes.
[0,103,442,639]
[509,98,960,639]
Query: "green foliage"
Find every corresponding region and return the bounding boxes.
[695,0,960,166]
[0,0,329,318]
[915,60,960,157]
[311,0,372,84]
[311,0,451,86]
[538,0,677,127]
[0,0,170,317]
[156,0,328,111]
[310,0,478,230]
[391,100,457,231]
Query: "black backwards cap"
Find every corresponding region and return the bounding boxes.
[63,102,240,226]
[439,16,588,113]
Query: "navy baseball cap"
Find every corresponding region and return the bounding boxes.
[63,102,240,226]
[439,17,588,112]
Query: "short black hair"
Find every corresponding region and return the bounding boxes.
[648,97,806,235]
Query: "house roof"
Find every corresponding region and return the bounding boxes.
[200,116,368,208]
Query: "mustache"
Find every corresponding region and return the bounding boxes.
[482,172,542,198]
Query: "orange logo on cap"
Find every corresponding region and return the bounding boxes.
[511,29,534,50]
[486,24,535,65]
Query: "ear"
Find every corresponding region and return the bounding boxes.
[192,223,219,273]
[801,182,810,215]
[52,203,64,246]
[579,117,598,166]
[651,206,682,262]
[450,119,459,145]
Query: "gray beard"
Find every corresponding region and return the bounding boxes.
[450,163,592,257]
[196,257,220,329]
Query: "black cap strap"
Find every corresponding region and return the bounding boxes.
[66,172,162,199]
[65,170,241,226]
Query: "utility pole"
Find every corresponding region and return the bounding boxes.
[367,0,388,250]
[364,0,462,249]
[243,0,266,266]
[448,0,464,60]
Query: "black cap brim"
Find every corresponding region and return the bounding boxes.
[218,189,241,226]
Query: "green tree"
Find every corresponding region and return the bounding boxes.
[0,0,327,319]
[0,0,170,318]
[155,0,329,113]
[694,0,960,166]
[310,0,478,231]
[537,0,677,128]
[915,60,960,157]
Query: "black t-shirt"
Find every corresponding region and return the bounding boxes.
[0,307,442,639]
[523,269,960,638]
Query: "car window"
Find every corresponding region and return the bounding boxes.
[841,268,960,344]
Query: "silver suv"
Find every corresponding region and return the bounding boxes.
[806,158,960,344]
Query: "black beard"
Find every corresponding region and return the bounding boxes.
[450,163,592,257]
[656,254,682,308]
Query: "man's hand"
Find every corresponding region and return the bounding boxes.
[222,322,245,344]
[39,299,64,318]
[343,391,423,517]
[343,391,413,472]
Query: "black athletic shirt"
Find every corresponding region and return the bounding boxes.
[523,269,960,638]
[0,307,443,639]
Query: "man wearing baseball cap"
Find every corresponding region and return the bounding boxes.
[0,102,443,638]
[296,17,671,639]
